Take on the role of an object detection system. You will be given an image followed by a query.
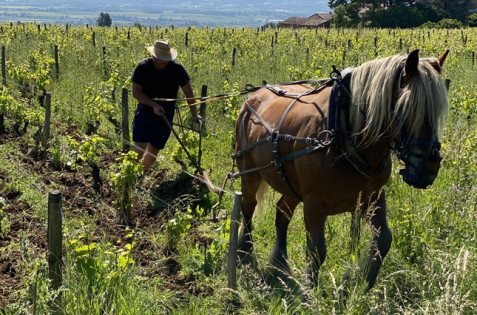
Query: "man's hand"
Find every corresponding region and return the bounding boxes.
[153,103,165,116]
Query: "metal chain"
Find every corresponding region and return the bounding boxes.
[228,161,276,179]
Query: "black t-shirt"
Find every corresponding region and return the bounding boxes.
[131,57,190,115]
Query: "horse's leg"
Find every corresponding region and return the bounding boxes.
[343,191,392,292]
[269,194,300,274]
[360,191,392,290]
[303,201,327,287]
[237,173,262,262]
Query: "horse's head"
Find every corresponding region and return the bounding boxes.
[392,50,449,189]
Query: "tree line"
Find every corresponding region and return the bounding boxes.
[328,0,477,28]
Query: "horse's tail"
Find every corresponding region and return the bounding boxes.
[255,180,269,218]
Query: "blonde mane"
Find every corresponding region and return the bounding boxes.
[349,54,449,147]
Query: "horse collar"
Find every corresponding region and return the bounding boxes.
[328,68,389,177]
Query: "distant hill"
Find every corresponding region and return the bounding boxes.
[0,0,331,27]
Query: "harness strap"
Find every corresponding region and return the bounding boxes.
[272,90,319,200]
[233,133,327,159]
[244,99,274,134]
[234,82,334,201]
[277,144,324,165]
[277,90,310,130]
[232,137,272,159]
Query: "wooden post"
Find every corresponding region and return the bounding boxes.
[472,51,475,69]
[231,47,236,67]
[43,93,51,154]
[445,79,451,92]
[121,88,130,152]
[227,192,242,290]
[1,46,5,85]
[92,31,96,47]
[48,190,63,308]
[198,85,207,171]
[54,45,59,78]
[185,32,189,47]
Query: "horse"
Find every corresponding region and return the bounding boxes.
[233,50,449,291]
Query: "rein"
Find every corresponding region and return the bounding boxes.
[151,79,331,108]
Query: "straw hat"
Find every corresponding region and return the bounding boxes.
[146,39,178,61]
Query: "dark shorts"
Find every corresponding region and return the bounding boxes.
[132,104,174,150]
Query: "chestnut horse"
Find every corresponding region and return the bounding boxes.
[233,50,449,290]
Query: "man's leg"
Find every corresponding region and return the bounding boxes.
[142,144,160,172]
[134,142,147,160]
[134,141,157,172]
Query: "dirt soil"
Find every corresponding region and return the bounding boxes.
[0,125,214,309]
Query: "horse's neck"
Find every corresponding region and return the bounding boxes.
[357,139,392,172]
[346,123,392,174]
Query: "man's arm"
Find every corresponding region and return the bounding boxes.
[181,82,202,123]
[132,82,164,116]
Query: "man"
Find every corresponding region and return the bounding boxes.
[131,39,201,172]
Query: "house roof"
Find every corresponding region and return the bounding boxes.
[280,13,333,27]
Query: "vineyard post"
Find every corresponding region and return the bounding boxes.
[472,52,475,69]
[198,84,208,171]
[306,47,309,66]
[374,37,378,57]
[92,31,96,47]
[227,191,242,291]
[102,47,107,74]
[232,47,236,67]
[445,79,451,92]
[48,190,63,312]
[121,88,130,152]
[43,93,52,154]
[54,45,59,78]
[1,46,5,85]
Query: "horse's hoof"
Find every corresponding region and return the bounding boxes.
[237,249,257,269]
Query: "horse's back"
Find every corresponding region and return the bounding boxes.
[235,84,331,152]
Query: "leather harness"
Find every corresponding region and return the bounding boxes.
[232,67,390,200]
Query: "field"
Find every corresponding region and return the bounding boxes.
[0,24,476,314]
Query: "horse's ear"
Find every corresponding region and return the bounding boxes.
[437,50,450,68]
[405,49,419,78]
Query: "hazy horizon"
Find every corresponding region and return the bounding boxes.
[0,0,332,27]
